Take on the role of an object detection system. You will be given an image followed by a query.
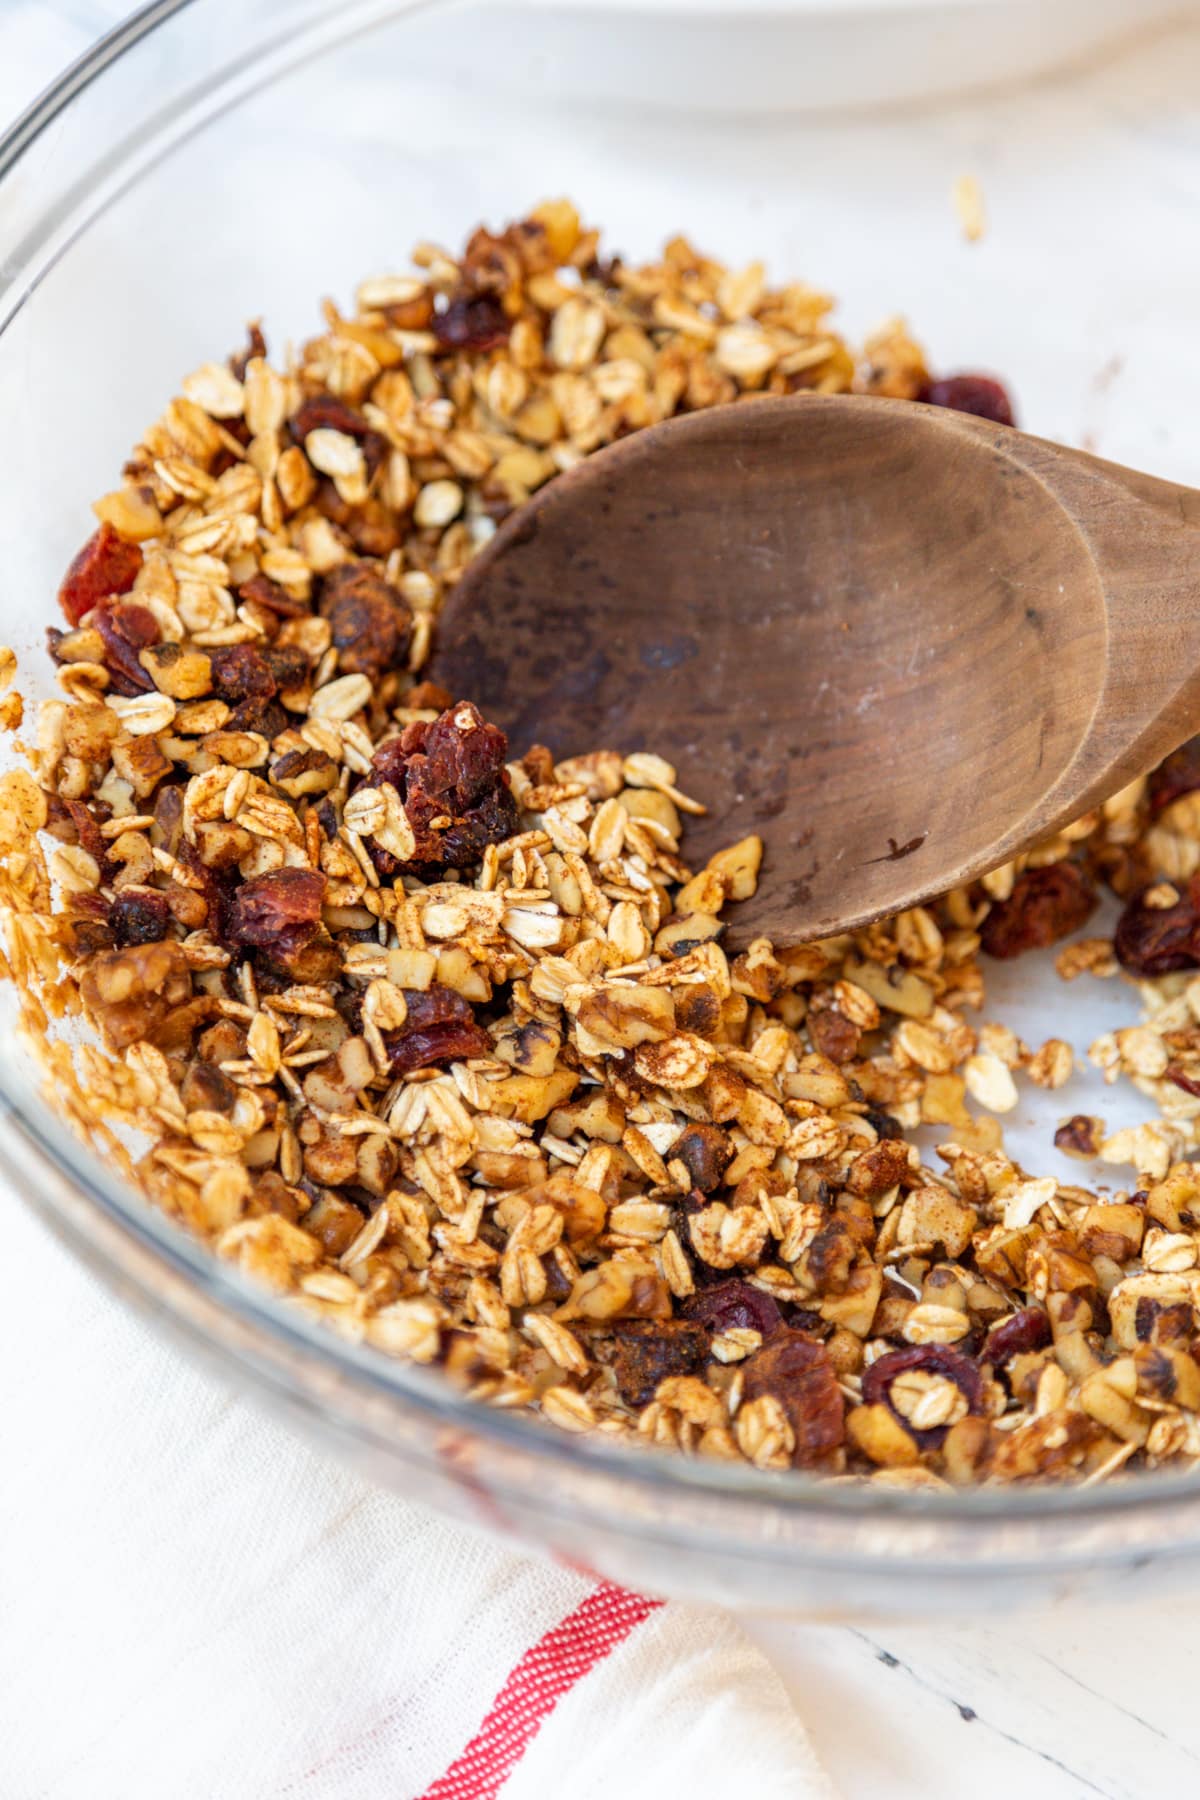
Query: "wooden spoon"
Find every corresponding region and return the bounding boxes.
[431,393,1200,947]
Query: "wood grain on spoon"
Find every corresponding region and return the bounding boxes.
[432,394,1200,947]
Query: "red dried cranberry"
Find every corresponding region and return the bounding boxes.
[862,1345,985,1448]
[609,1319,708,1407]
[319,562,412,681]
[980,863,1096,959]
[386,1021,492,1075]
[313,478,354,528]
[1115,876,1200,975]
[68,892,116,953]
[920,374,1015,427]
[237,572,308,619]
[178,853,231,952]
[808,1007,861,1064]
[290,393,370,442]
[1167,1065,1200,1099]
[681,1278,783,1340]
[780,1303,825,1334]
[57,523,143,626]
[230,321,267,382]
[367,732,412,791]
[93,597,159,695]
[1149,738,1200,817]
[228,696,289,740]
[264,644,311,693]
[1054,1115,1102,1156]
[672,1123,733,1193]
[982,1306,1051,1367]
[384,981,491,1075]
[62,798,113,881]
[424,703,512,807]
[226,867,325,950]
[109,886,172,946]
[741,1329,844,1467]
[360,702,519,874]
[433,292,511,353]
[287,399,387,478]
[209,644,277,703]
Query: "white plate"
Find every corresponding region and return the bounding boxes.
[450,0,1191,113]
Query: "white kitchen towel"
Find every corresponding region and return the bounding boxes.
[0,1188,836,1800]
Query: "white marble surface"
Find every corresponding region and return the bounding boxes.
[7,5,1200,1796]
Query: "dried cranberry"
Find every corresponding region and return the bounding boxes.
[982,1306,1051,1367]
[423,704,512,808]
[780,1303,825,1334]
[237,572,308,619]
[226,867,325,951]
[672,1123,733,1194]
[681,1278,783,1340]
[920,374,1015,427]
[609,1319,708,1407]
[1167,1065,1200,1099]
[67,892,115,953]
[383,981,491,1075]
[62,798,113,881]
[367,733,411,791]
[93,597,159,695]
[228,696,289,740]
[176,844,232,939]
[345,499,401,559]
[230,321,267,382]
[808,1007,861,1064]
[862,1345,985,1449]
[1054,1114,1102,1157]
[980,863,1096,959]
[361,702,519,874]
[314,478,354,528]
[57,523,143,626]
[741,1329,844,1468]
[1114,876,1200,975]
[386,1021,491,1075]
[1149,738,1200,817]
[209,644,277,703]
[586,253,623,287]
[433,291,511,353]
[319,562,412,681]
[264,644,311,694]
[109,886,172,946]
[290,393,370,442]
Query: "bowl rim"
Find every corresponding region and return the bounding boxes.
[4,0,1200,1540]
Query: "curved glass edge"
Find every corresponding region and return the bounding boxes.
[11,1054,1200,1536]
[0,1,202,186]
[0,0,445,338]
[3,0,1200,1546]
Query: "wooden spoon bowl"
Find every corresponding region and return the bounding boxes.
[432,394,1200,945]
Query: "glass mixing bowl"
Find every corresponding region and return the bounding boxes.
[6,0,1200,1617]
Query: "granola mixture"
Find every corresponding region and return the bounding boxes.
[5,201,1200,1490]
